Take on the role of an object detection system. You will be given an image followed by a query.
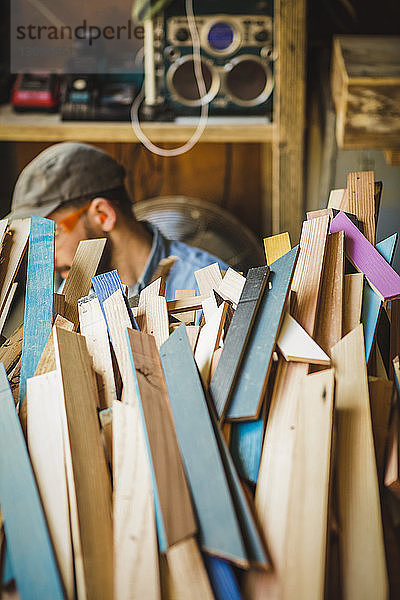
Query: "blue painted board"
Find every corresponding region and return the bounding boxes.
[2,545,13,585]
[228,246,299,420]
[230,420,264,484]
[362,233,398,362]
[204,554,243,600]
[0,364,64,599]
[92,269,138,330]
[19,216,54,404]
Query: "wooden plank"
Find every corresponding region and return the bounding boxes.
[230,420,264,484]
[343,273,364,336]
[195,262,222,297]
[0,325,22,374]
[185,324,200,352]
[331,324,388,600]
[281,370,334,600]
[144,296,169,349]
[34,315,74,376]
[27,371,74,600]
[390,299,400,377]
[263,232,291,265]
[277,312,331,366]
[227,246,299,420]
[19,216,54,404]
[361,234,398,363]
[167,294,209,314]
[313,231,344,356]
[160,326,269,568]
[369,376,393,481]
[194,300,228,388]
[0,219,30,316]
[62,238,106,329]
[126,328,196,551]
[162,539,214,600]
[216,268,246,306]
[92,269,138,331]
[113,400,161,600]
[0,364,64,600]
[330,211,400,301]
[54,327,113,600]
[159,325,249,566]
[343,171,376,245]
[53,292,65,320]
[139,276,166,306]
[210,266,270,421]
[327,188,345,210]
[174,290,196,324]
[78,293,117,410]
[0,282,17,335]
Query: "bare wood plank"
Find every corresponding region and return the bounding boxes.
[0,282,17,335]
[78,294,117,410]
[27,371,74,600]
[263,232,291,265]
[139,277,166,306]
[343,171,376,244]
[0,219,30,316]
[53,292,65,320]
[331,324,388,600]
[113,400,161,600]
[195,301,228,388]
[195,263,223,297]
[282,370,335,600]
[174,290,196,324]
[343,273,364,336]
[127,328,196,550]
[327,188,346,209]
[185,325,200,353]
[216,268,246,306]
[0,325,23,374]
[277,313,331,366]
[161,538,214,600]
[167,294,209,314]
[54,327,113,600]
[62,238,106,329]
[385,403,400,499]
[145,296,169,350]
[369,376,393,481]
[34,316,74,377]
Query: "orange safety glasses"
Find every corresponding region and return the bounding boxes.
[54,202,91,236]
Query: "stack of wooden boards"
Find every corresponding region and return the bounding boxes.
[1,169,400,600]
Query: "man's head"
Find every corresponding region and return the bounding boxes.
[9,142,135,278]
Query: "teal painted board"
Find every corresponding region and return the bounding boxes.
[160,324,247,565]
[92,269,138,330]
[19,216,54,404]
[204,554,243,600]
[230,420,264,484]
[0,364,64,599]
[2,545,13,584]
[160,325,268,568]
[210,266,270,421]
[227,246,299,420]
[362,234,398,363]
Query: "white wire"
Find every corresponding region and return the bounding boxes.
[130,0,209,157]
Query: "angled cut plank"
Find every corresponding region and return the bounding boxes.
[0,325,23,374]
[78,293,117,409]
[174,290,196,323]
[281,370,334,600]
[161,325,268,568]
[230,419,264,484]
[126,328,196,551]
[139,276,166,306]
[330,211,400,301]
[361,233,398,363]
[159,325,247,565]
[0,364,64,600]
[62,238,106,329]
[216,268,246,306]
[210,266,270,421]
[162,539,214,600]
[343,273,364,335]
[277,312,330,366]
[27,371,74,600]
[113,400,161,600]
[92,269,138,331]
[195,262,222,297]
[227,246,299,420]
[369,376,393,481]
[19,216,54,404]
[145,296,169,349]
[54,327,113,600]
[263,232,291,265]
[327,188,345,209]
[313,231,344,355]
[344,171,376,245]
[185,324,200,352]
[331,324,388,600]
[0,219,30,315]
[195,300,228,388]
[34,315,74,376]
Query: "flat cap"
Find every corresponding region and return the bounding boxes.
[8,142,126,220]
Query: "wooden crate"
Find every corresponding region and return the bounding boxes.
[331,35,400,149]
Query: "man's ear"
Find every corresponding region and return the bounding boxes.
[88,197,117,232]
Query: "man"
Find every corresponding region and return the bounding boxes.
[8,142,229,300]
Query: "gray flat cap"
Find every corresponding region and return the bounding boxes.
[8,142,126,220]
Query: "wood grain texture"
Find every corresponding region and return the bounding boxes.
[185,324,200,352]
[195,262,223,297]
[113,400,161,600]
[78,293,117,409]
[62,238,106,329]
[19,216,54,404]
[369,376,393,481]
[53,292,65,320]
[263,232,291,265]
[34,315,74,376]
[330,211,400,301]
[277,312,331,365]
[343,273,364,336]
[210,266,270,421]
[144,296,169,349]
[0,219,30,316]
[227,246,299,420]
[27,370,74,600]
[167,294,209,314]
[331,325,388,600]
[54,327,113,600]
[0,364,64,600]
[313,231,344,356]
[327,188,346,209]
[194,300,228,388]
[138,276,166,306]
[216,268,246,306]
[174,290,196,324]
[126,328,196,551]
[0,282,17,335]
[0,325,23,374]
[343,171,376,245]
[281,370,334,600]
[162,539,214,600]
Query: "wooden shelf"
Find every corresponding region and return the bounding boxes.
[0,105,274,143]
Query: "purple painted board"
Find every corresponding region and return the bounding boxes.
[330,211,400,301]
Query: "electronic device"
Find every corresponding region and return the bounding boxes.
[11,73,60,112]
[157,1,275,117]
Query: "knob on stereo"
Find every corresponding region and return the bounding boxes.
[254,29,269,43]
[175,27,189,42]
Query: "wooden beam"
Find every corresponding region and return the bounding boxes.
[263,232,291,265]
